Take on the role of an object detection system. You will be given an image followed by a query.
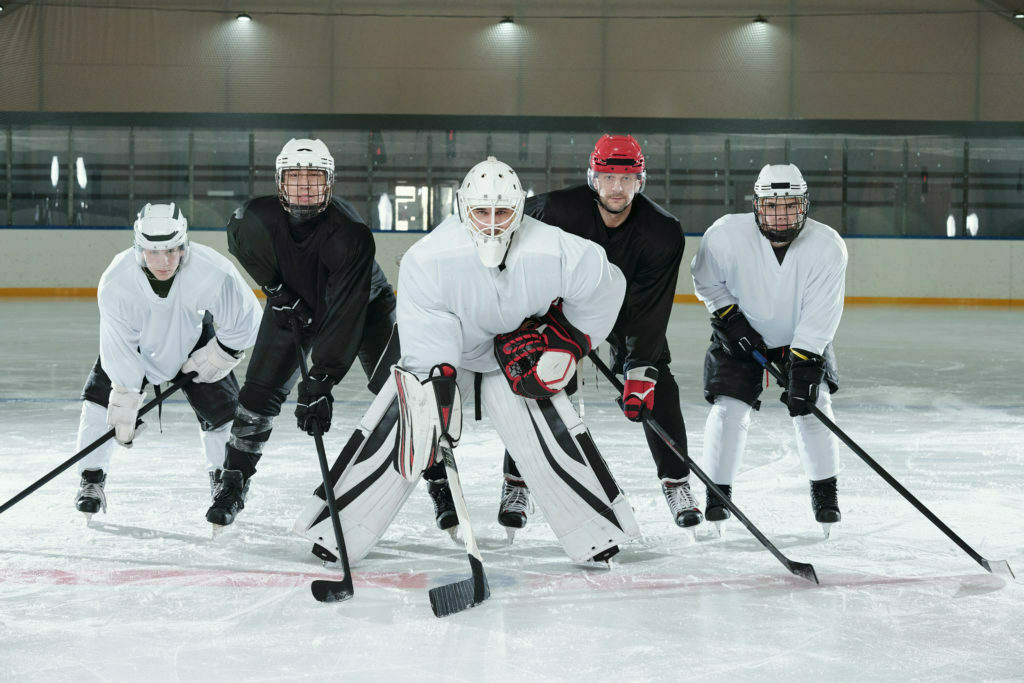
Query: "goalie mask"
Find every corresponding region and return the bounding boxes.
[752,164,810,246]
[276,138,335,221]
[457,156,526,268]
[587,134,646,214]
[133,202,189,279]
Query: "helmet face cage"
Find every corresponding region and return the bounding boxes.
[275,139,335,221]
[133,203,190,275]
[752,194,810,245]
[456,156,526,268]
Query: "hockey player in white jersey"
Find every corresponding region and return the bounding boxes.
[690,164,848,536]
[293,157,641,565]
[72,203,262,519]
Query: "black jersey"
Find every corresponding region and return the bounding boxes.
[525,185,684,370]
[227,196,392,380]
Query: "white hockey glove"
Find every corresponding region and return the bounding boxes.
[182,337,243,383]
[107,385,146,446]
[393,364,462,482]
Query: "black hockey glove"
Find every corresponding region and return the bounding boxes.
[780,348,826,417]
[710,304,767,359]
[261,283,314,332]
[295,374,335,435]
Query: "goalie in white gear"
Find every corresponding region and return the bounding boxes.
[691,164,847,537]
[293,157,641,566]
[72,203,262,520]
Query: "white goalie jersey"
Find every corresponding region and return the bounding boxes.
[396,213,625,375]
[97,242,262,390]
[690,213,848,354]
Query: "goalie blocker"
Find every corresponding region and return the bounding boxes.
[293,361,639,564]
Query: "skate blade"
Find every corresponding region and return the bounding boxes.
[820,522,834,540]
[211,524,227,538]
[713,520,724,537]
[446,525,461,545]
[577,557,614,571]
[82,513,94,525]
[504,527,516,546]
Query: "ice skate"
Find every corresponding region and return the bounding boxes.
[426,478,460,543]
[206,468,250,535]
[75,468,107,524]
[661,477,702,537]
[705,484,732,537]
[810,476,841,539]
[497,475,531,545]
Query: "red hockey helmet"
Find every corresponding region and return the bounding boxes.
[588,135,646,193]
[589,135,645,174]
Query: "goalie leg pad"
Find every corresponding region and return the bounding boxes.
[393,364,463,482]
[479,371,640,562]
[292,379,417,564]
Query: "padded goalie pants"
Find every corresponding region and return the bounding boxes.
[293,369,641,564]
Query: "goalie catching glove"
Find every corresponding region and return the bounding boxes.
[393,363,462,482]
[494,307,591,400]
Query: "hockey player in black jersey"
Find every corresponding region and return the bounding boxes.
[205,138,430,529]
[436,134,701,537]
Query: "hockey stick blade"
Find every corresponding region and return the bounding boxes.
[429,556,490,618]
[311,577,355,603]
[787,560,820,585]
[982,559,1016,581]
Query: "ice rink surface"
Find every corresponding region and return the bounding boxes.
[1,300,1021,682]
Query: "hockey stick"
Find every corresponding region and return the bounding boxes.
[587,352,819,584]
[753,350,1015,580]
[291,323,354,603]
[0,372,195,517]
[428,438,490,617]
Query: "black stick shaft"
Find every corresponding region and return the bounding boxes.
[588,352,818,584]
[293,324,353,588]
[755,350,1005,575]
[0,373,194,516]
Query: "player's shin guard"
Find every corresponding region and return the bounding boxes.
[292,380,416,564]
[223,404,273,479]
[481,373,640,563]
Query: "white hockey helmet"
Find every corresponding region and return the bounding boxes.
[133,202,189,272]
[456,156,526,268]
[276,138,335,220]
[752,163,810,245]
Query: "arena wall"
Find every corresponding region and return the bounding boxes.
[2,228,1021,305]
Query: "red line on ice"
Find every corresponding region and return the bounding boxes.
[0,567,429,589]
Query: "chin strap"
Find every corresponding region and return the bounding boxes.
[496,231,516,272]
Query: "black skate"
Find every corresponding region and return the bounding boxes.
[661,477,703,532]
[75,468,107,523]
[705,484,732,536]
[810,476,841,539]
[426,478,460,542]
[497,476,532,545]
[206,469,250,534]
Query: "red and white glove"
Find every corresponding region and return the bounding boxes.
[622,365,658,422]
[494,307,591,400]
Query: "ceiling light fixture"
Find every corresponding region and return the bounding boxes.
[753,15,768,23]
[236,12,252,22]
[500,16,514,24]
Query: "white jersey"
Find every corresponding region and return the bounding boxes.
[97,242,263,390]
[691,213,847,354]
[397,214,626,375]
